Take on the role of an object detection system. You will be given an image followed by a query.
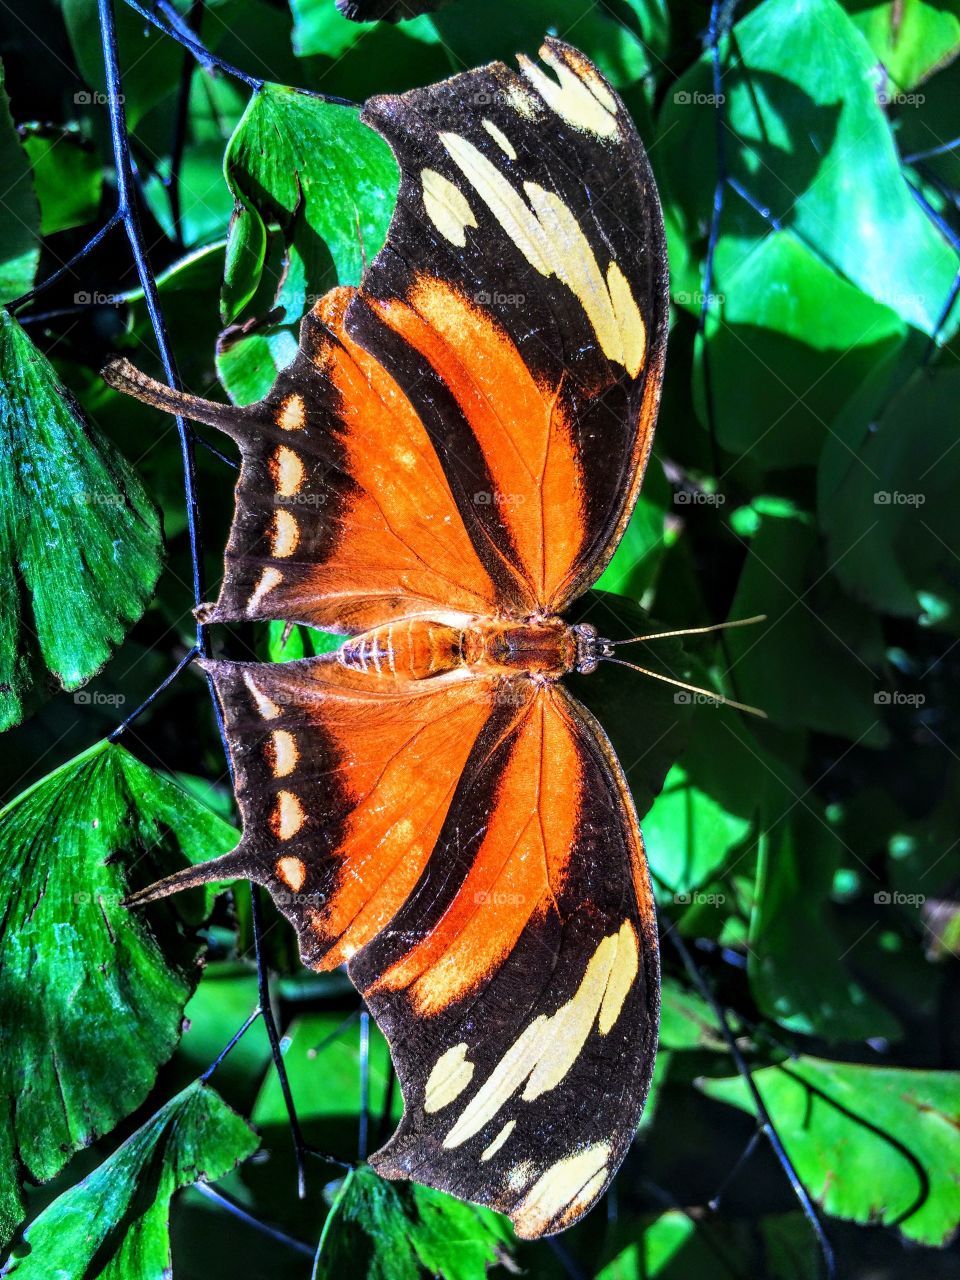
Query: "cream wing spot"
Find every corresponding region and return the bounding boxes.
[482,119,517,160]
[270,508,300,559]
[518,47,619,138]
[421,168,478,248]
[439,133,552,275]
[276,855,306,892]
[248,567,283,614]
[598,920,639,1034]
[480,1119,516,1162]
[438,135,645,374]
[270,445,305,497]
[277,393,305,431]
[424,1043,475,1113]
[242,671,281,719]
[271,790,305,841]
[266,728,299,779]
[513,1142,612,1237]
[441,922,639,1149]
[606,261,647,378]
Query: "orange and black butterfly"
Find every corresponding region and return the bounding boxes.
[107,40,671,1238]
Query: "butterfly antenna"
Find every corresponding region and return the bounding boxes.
[606,614,767,646]
[604,656,767,718]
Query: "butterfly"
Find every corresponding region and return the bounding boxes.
[106,39,673,1238]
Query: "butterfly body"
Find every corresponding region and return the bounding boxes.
[338,615,598,686]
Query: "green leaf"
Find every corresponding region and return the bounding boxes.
[252,1014,400,1139]
[598,1209,820,1279]
[700,1058,960,1246]
[0,310,163,729]
[844,0,960,90]
[644,761,753,899]
[62,0,183,130]
[0,61,39,302]
[819,365,960,631]
[314,1165,511,1280]
[433,0,653,90]
[4,1080,258,1278]
[221,84,399,324]
[594,460,671,602]
[217,326,300,406]
[690,235,906,468]
[658,978,724,1051]
[20,126,102,237]
[658,0,959,341]
[291,0,442,57]
[725,509,888,743]
[0,740,239,1246]
[748,821,899,1041]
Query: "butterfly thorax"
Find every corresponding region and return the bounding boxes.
[337,617,600,685]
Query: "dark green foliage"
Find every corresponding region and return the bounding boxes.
[1,0,958,1277]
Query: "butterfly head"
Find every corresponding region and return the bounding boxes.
[572,623,612,675]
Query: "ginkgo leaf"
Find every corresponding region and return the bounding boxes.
[0,64,39,302]
[2,1080,258,1278]
[700,1058,960,1246]
[220,83,399,323]
[0,310,162,730]
[314,1165,512,1280]
[0,740,239,1248]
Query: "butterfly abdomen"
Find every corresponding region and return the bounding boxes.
[338,619,465,683]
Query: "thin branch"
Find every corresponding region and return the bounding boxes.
[251,885,309,1198]
[98,0,207,652]
[201,1006,263,1081]
[9,213,121,312]
[358,1009,370,1161]
[668,928,837,1280]
[122,0,264,89]
[191,1183,315,1259]
[108,644,199,742]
